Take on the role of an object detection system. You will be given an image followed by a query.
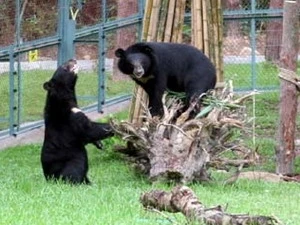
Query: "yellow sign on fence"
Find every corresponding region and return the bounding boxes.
[28,50,38,62]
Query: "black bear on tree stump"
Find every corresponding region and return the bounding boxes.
[115,42,217,117]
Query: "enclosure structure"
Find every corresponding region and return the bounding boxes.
[0,0,289,156]
[222,0,287,161]
[0,0,144,138]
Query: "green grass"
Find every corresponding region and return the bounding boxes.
[1,141,300,225]
[223,62,286,173]
[240,89,300,173]
[0,70,134,130]
[224,62,280,90]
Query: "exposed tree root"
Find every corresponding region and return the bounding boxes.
[112,81,257,183]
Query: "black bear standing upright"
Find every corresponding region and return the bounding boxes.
[115,42,217,117]
[41,59,114,184]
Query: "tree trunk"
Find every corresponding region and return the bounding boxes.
[276,0,299,175]
[147,120,210,183]
[265,0,283,63]
[140,186,280,225]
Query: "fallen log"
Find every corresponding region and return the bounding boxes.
[140,185,281,225]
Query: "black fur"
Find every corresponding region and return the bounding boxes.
[41,59,114,184]
[115,42,216,116]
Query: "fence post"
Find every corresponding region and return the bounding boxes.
[9,47,17,136]
[58,0,76,65]
[97,0,107,113]
[98,25,106,113]
[250,0,257,90]
[13,0,22,135]
[137,0,145,40]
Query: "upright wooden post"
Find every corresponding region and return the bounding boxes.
[276,0,299,174]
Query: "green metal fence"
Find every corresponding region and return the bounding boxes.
[0,0,286,140]
[0,0,144,138]
[223,0,283,91]
[223,0,287,148]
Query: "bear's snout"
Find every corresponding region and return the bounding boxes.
[133,65,144,78]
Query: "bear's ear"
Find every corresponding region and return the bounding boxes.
[115,48,125,58]
[140,45,153,55]
[43,81,52,91]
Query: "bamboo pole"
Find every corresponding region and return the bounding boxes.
[171,0,186,42]
[164,0,176,42]
[208,0,216,66]
[216,0,224,83]
[177,0,186,43]
[148,0,161,41]
[157,0,169,42]
[141,0,153,41]
[211,0,218,77]
[192,0,203,50]
[208,0,214,61]
[202,0,209,57]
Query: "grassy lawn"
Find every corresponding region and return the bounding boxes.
[1,139,300,225]
[224,62,280,90]
[1,62,300,224]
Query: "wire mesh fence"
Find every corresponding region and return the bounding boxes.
[0,0,143,138]
[0,0,292,150]
[223,1,286,152]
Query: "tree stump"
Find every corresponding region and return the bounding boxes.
[112,81,256,183]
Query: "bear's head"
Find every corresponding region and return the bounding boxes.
[43,59,79,103]
[115,44,154,81]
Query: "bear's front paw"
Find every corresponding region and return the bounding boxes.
[72,64,79,74]
[93,140,103,150]
[71,107,82,113]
